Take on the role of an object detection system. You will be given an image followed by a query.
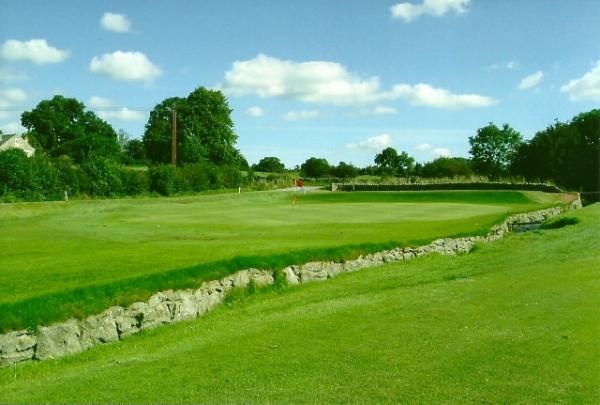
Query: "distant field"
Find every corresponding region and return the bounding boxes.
[0,190,564,330]
[1,203,597,404]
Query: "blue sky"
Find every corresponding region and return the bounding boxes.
[1,0,599,167]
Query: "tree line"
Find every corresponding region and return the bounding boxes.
[259,109,599,197]
[0,85,597,202]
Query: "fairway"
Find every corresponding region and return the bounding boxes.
[0,190,564,331]
[1,204,597,404]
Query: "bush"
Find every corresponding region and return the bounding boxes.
[121,168,149,195]
[149,164,178,195]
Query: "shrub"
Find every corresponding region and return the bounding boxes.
[149,164,178,195]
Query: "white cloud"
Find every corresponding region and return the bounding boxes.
[346,133,393,151]
[372,106,397,115]
[0,88,27,119]
[518,71,544,90]
[101,12,132,33]
[391,0,470,22]
[222,54,495,110]
[245,106,264,117]
[560,61,600,102]
[488,61,521,71]
[415,143,432,151]
[390,83,497,109]
[283,110,322,121]
[88,96,145,122]
[0,39,70,65]
[222,54,382,106]
[433,147,451,157]
[89,51,162,83]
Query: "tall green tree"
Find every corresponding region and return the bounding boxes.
[469,123,523,179]
[300,157,330,178]
[512,109,600,192]
[143,87,240,166]
[253,156,285,173]
[374,147,415,175]
[21,95,119,163]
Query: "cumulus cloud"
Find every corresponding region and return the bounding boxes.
[0,88,27,119]
[89,51,162,83]
[517,71,544,90]
[101,12,132,33]
[560,61,600,102]
[415,143,432,151]
[283,110,322,121]
[245,106,264,117]
[222,54,381,106]
[88,96,145,122]
[346,133,393,151]
[391,0,470,22]
[390,83,497,109]
[221,54,495,110]
[0,39,70,65]
[371,106,397,115]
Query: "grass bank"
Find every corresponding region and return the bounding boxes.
[0,204,597,403]
[0,190,564,331]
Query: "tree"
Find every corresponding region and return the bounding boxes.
[143,87,239,166]
[21,95,119,163]
[374,147,415,175]
[331,161,358,179]
[124,139,147,165]
[469,123,522,179]
[300,157,330,178]
[421,157,473,178]
[512,109,600,192]
[253,156,285,173]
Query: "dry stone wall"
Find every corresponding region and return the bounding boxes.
[0,202,579,368]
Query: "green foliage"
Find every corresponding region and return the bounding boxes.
[512,109,600,193]
[421,157,473,178]
[300,157,331,178]
[148,164,178,195]
[143,88,239,166]
[21,95,120,163]
[123,139,147,165]
[253,156,285,173]
[374,147,415,175]
[469,123,523,179]
[331,161,358,179]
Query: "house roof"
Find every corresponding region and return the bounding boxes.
[1,134,17,146]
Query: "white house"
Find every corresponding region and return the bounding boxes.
[0,134,35,157]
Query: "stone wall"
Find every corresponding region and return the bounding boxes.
[0,202,578,368]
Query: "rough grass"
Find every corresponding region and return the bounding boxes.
[0,204,597,404]
[0,190,563,331]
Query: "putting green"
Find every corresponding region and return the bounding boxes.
[0,191,553,306]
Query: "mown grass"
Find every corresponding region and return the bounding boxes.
[0,190,564,331]
[0,204,597,404]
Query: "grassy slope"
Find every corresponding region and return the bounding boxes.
[1,204,596,404]
[0,191,554,302]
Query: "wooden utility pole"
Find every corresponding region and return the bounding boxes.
[171,108,177,166]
